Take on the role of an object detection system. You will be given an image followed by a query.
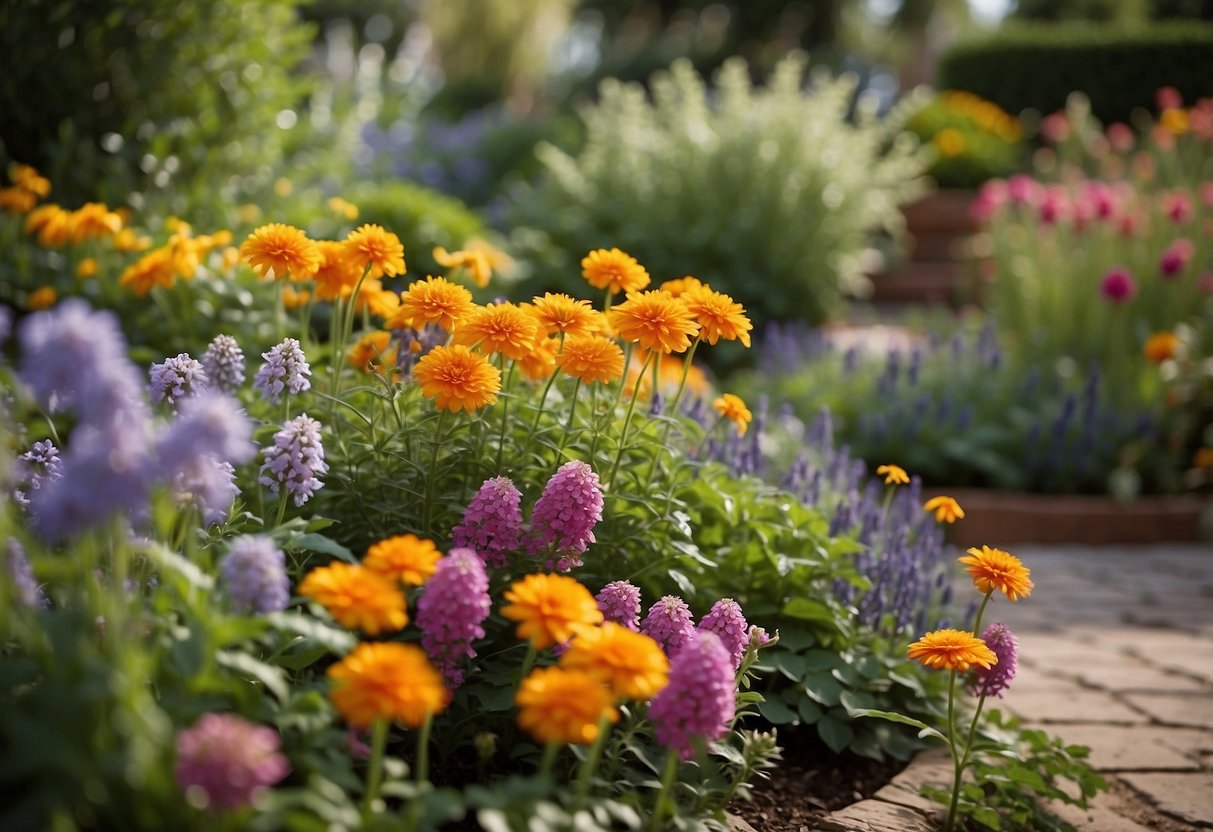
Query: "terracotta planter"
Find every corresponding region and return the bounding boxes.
[923,488,1211,547]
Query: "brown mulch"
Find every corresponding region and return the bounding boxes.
[730,729,906,832]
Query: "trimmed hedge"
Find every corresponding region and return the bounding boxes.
[938,24,1213,123]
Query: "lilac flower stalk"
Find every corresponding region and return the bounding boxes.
[174,713,289,810]
[173,457,239,525]
[157,392,256,469]
[259,413,328,507]
[642,595,696,657]
[416,548,492,689]
[254,338,311,404]
[148,353,209,408]
[6,538,48,610]
[698,598,749,670]
[526,460,603,571]
[12,439,63,507]
[649,631,736,759]
[968,623,1019,699]
[219,536,290,614]
[596,580,642,631]
[451,476,523,568]
[201,334,247,392]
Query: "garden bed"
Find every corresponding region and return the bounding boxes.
[924,488,1211,547]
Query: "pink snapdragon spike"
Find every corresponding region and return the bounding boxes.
[174,713,289,810]
[642,595,696,657]
[596,580,643,631]
[1007,174,1043,207]
[416,548,491,689]
[526,460,603,571]
[649,631,736,760]
[698,598,749,671]
[1100,267,1137,304]
[451,475,523,568]
[967,623,1019,699]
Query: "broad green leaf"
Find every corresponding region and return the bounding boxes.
[851,709,948,744]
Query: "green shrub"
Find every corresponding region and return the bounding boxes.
[0,0,314,219]
[511,54,930,328]
[907,91,1026,189]
[938,23,1213,123]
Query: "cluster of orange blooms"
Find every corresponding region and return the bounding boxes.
[938,90,1024,144]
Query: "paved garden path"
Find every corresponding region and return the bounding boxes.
[803,543,1213,832]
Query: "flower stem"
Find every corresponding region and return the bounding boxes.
[943,669,962,832]
[363,718,390,818]
[555,378,581,460]
[415,712,434,785]
[518,641,538,684]
[971,590,994,636]
[607,352,653,490]
[273,488,289,529]
[574,714,613,809]
[421,410,448,533]
[496,359,515,472]
[648,751,680,832]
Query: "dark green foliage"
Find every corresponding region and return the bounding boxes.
[938,23,1213,123]
[0,0,314,219]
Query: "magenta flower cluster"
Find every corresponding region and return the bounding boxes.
[526,460,603,571]
[451,476,523,568]
[259,413,328,507]
[649,631,737,760]
[219,536,290,614]
[699,598,749,670]
[174,713,289,810]
[253,338,311,404]
[201,334,247,392]
[596,580,642,631]
[148,353,208,408]
[642,595,696,657]
[968,622,1019,699]
[416,548,492,689]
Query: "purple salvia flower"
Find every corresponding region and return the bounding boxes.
[174,457,239,526]
[259,413,327,507]
[698,598,748,670]
[6,538,48,610]
[174,713,289,810]
[201,334,246,392]
[149,353,209,408]
[596,580,642,631]
[641,595,696,657]
[254,338,311,404]
[219,536,290,614]
[17,299,146,424]
[451,476,523,568]
[12,439,63,507]
[416,547,491,689]
[157,392,256,468]
[649,631,736,760]
[526,460,603,571]
[968,622,1019,699]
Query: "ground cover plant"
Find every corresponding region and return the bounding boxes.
[1,162,1110,830]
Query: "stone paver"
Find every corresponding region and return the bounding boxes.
[1121,692,1213,729]
[1119,773,1213,826]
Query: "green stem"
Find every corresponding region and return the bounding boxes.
[666,337,699,417]
[273,487,289,529]
[335,262,373,397]
[363,718,390,817]
[415,712,434,785]
[555,378,581,460]
[943,669,962,832]
[607,352,653,490]
[526,333,565,442]
[648,751,681,832]
[538,742,560,781]
[496,358,514,472]
[421,410,448,533]
[518,641,539,684]
[971,590,994,637]
[574,714,613,809]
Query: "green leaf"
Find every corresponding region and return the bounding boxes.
[781,598,836,625]
[817,714,854,754]
[291,533,356,562]
[797,696,822,724]
[216,649,290,703]
[850,709,948,744]
[803,671,843,707]
[266,612,357,654]
[757,697,798,725]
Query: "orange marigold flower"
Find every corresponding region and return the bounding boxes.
[582,247,650,295]
[76,258,99,280]
[876,464,910,486]
[908,629,997,672]
[327,196,359,221]
[607,290,699,354]
[119,248,176,296]
[363,534,440,586]
[924,496,965,524]
[713,394,752,436]
[516,667,619,745]
[433,245,491,288]
[352,279,402,320]
[560,622,670,700]
[25,204,73,247]
[659,275,706,297]
[9,163,51,197]
[26,286,57,311]
[240,223,322,280]
[959,545,1034,601]
[346,223,406,279]
[69,202,123,242]
[454,303,542,361]
[282,285,311,310]
[517,335,560,382]
[501,573,604,649]
[328,642,449,729]
[1194,447,1213,469]
[530,293,602,337]
[312,241,362,301]
[113,227,152,253]
[388,276,473,331]
[297,562,408,635]
[0,186,37,214]
[556,335,625,384]
[682,287,752,347]
[349,330,398,373]
[1144,332,1179,364]
[413,345,501,412]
